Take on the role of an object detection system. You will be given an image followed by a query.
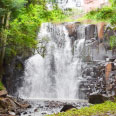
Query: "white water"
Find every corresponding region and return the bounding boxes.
[19,23,85,100]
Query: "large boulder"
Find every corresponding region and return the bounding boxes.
[89,94,108,104]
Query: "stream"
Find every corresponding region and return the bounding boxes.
[19,22,89,115]
[21,99,89,116]
[17,22,114,115]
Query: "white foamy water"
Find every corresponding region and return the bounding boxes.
[19,23,85,100]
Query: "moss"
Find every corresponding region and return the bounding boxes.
[48,101,116,116]
[0,81,5,91]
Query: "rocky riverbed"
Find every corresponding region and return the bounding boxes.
[0,89,90,116]
[20,99,89,116]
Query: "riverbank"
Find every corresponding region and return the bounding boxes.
[48,101,116,116]
[0,90,31,116]
[20,99,89,116]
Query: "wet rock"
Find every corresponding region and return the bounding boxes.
[34,109,38,112]
[0,90,7,97]
[23,112,27,115]
[0,115,15,116]
[8,111,15,115]
[2,55,29,95]
[0,92,31,116]
[0,98,8,109]
[41,112,47,115]
[16,111,21,116]
[14,101,31,109]
[65,23,77,38]
[60,105,76,112]
[45,105,49,107]
[85,24,98,40]
[89,94,108,104]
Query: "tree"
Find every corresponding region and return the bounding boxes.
[0,0,26,79]
[0,0,67,80]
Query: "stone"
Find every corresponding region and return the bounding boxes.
[6,98,17,111]
[105,63,112,81]
[97,22,105,40]
[41,112,47,115]
[0,98,8,109]
[34,109,38,112]
[13,100,31,109]
[16,111,21,116]
[23,112,27,115]
[60,105,76,112]
[85,24,97,40]
[0,90,7,97]
[8,111,15,115]
[89,94,108,104]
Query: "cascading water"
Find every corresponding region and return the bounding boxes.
[19,23,86,100]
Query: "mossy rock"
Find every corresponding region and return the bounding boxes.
[0,81,5,91]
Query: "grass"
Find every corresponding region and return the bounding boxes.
[48,101,116,116]
[0,81,5,91]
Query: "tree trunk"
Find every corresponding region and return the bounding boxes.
[0,12,11,80]
[1,15,5,27]
[1,12,11,61]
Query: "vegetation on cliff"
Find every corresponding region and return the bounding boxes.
[85,0,116,25]
[48,101,116,116]
[84,0,116,48]
[0,81,5,90]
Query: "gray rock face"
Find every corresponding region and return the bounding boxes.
[79,59,116,99]
[2,56,28,95]
[2,22,116,102]
[74,24,116,100]
[85,24,98,40]
[0,90,7,97]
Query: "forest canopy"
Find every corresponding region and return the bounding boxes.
[0,0,66,60]
[0,0,68,80]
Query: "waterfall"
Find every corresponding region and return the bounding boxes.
[19,23,85,100]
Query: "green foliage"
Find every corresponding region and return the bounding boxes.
[2,2,66,57]
[110,35,116,48]
[47,0,58,3]
[85,0,116,25]
[85,6,115,24]
[48,4,66,22]
[48,101,116,116]
[0,81,5,91]
[0,0,26,15]
[109,0,116,7]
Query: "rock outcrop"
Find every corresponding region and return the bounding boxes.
[2,55,31,95]
[0,90,30,116]
[76,23,116,101]
[60,105,76,112]
[89,94,108,104]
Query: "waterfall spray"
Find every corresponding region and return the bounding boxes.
[19,23,85,100]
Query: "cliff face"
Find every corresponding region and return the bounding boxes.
[2,22,116,99]
[66,22,116,99]
[2,53,33,95]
